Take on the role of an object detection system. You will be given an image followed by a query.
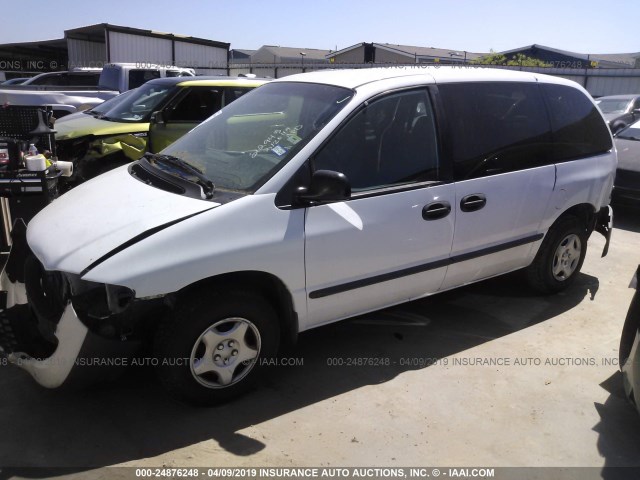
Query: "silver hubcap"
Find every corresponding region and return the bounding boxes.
[552,234,581,281]
[190,318,261,389]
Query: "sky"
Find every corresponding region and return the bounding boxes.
[0,0,637,54]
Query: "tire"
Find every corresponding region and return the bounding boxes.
[154,290,280,406]
[619,281,640,367]
[526,215,588,294]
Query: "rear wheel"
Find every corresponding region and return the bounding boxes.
[154,291,280,406]
[526,215,588,294]
[619,272,640,367]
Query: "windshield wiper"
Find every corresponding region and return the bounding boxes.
[145,153,215,199]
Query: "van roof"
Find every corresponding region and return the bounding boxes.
[146,76,271,87]
[273,66,575,90]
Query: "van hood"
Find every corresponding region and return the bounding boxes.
[27,165,218,275]
[55,114,148,140]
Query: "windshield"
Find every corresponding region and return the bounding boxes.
[100,82,173,122]
[86,89,137,116]
[596,98,633,114]
[159,82,353,193]
[617,119,640,140]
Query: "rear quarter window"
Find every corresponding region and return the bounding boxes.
[541,84,612,161]
[67,73,100,86]
[438,82,553,180]
[129,70,162,89]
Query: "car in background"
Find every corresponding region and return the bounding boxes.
[620,266,640,415]
[54,88,138,123]
[595,94,640,133]
[54,76,269,187]
[613,120,640,206]
[1,77,30,85]
[20,69,102,87]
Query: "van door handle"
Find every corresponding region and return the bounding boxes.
[422,201,451,221]
[460,194,486,212]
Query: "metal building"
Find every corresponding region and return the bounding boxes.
[65,24,229,75]
[326,43,486,65]
[0,23,229,77]
[229,45,330,78]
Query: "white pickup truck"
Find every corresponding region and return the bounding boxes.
[0,63,195,119]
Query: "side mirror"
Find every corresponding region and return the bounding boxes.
[633,108,640,116]
[296,170,351,204]
[150,110,165,125]
[611,120,628,136]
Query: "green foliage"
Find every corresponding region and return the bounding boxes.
[474,52,552,67]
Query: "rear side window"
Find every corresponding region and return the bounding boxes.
[67,73,100,86]
[129,69,162,89]
[167,87,255,122]
[438,82,553,180]
[168,87,223,122]
[541,84,612,161]
[31,73,65,86]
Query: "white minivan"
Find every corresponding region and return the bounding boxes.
[0,67,615,405]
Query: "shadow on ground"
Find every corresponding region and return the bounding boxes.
[594,372,640,478]
[0,270,600,473]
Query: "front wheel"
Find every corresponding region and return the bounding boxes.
[526,215,588,294]
[154,291,280,406]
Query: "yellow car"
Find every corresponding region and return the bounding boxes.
[54,75,269,187]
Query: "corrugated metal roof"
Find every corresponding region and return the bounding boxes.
[590,52,640,67]
[255,45,331,62]
[231,49,257,56]
[64,23,229,49]
[498,44,639,68]
[325,43,368,57]
[373,43,486,60]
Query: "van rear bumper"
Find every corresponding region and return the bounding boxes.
[595,205,613,257]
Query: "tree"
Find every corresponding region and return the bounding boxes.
[474,51,552,67]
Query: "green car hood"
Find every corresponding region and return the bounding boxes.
[55,114,149,140]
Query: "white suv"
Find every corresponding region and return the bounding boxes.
[0,67,615,405]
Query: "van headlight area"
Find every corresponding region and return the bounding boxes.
[0,229,165,389]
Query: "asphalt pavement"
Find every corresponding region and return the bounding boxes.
[1,206,639,477]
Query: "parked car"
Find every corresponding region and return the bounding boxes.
[98,62,195,92]
[0,67,616,405]
[52,88,138,124]
[612,120,640,206]
[0,63,197,119]
[1,77,30,85]
[595,94,640,133]
[620,266,640,415]
[20,69,102,87]
[54,76,269,187]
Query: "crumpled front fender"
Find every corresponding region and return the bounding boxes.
[66,134,148,185]
[95,133,148,161]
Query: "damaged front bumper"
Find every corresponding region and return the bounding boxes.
[2,298,88,388]
[56,133,147,192]
[0,223,152,388]
[595,205,613,257]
